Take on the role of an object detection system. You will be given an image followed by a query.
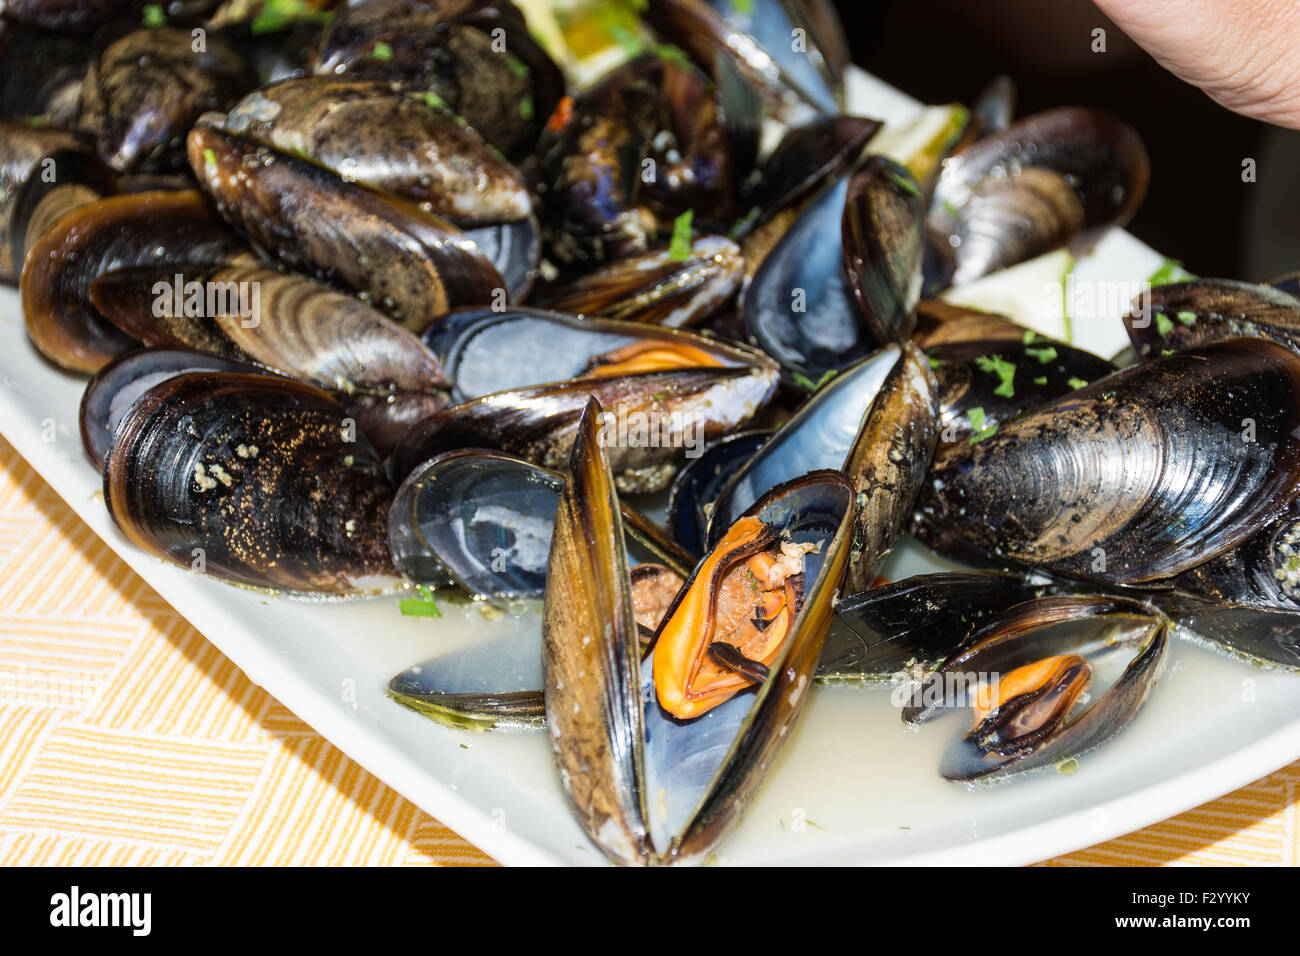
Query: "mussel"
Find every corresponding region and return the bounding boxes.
[188,123,505,330]
[1123,279,1300,359]
[915,338,1300,584]
[542,399,854,864]
[902,595,1167,781]
[104,371,398,594]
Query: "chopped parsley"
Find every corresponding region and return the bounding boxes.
[668,209,694,262]
[202,148,217,171]
[888,169,922,198]
[399,585,441,618]
[1147,258,1196,287]
[1067,377,1089,390]
[1024,345,1058,365]
[369,40,394,61]
[974,354,1016,398]
[968,406,998,444]
[519,96,534,121]
[793,369,839,392]
[1033,375,1048,386]
[1156,313,1174,336]
[141,4,165,26]
[251,0,333,35]
[1176,310,1198,327]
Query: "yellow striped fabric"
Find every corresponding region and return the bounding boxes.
[0,437,1294,866]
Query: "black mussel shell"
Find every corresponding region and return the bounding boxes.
[820,571,1067,683]
[79,27,256,173]
[904,595,1167,781]
[220,76,532,227]
[3,0,148,33]
[841,156,925,345]
[312,0,563,161]
[0,19,94,125]
[20,190,249,373]
[188,124,505,331]
[80,345,277,468]
[929,336,1116,443]
[1,122,114,283]
[1124,279,1300,359]
[928,108,1149,287]
[916,338,1300,584]
[104,372,397,595]
[666,429,770,555]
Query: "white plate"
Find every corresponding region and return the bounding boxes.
[2,70,1298,867]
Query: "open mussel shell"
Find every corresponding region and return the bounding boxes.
[426,306,770,401]
[532,236,744,329]
[841,156,925,345]
[745,171,883,382]
[1144,591,1300,671]
[1,122,114,283]
[1123,279,1300,359]
[667,429,771,555]
[647,0,847,115]
[187,124,505,330]
[79,26,255,173]
[905,595,1167,781]
[916,338,1300,584]
[80,345,276,468]
[820,571,1068,684]
[20,190,249,373]
[388,448,694,605]
[460,216,540,302]
[104,372,398,595]
[88,263,450,451]
[220,76,532,227]
[543,400,854,864]
[930,336,1116,443]
[706,343,938,594]
[928,108,1149,287]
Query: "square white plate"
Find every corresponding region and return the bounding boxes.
[2,70,1297,867]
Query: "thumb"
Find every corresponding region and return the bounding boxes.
[1094,0,1300,129]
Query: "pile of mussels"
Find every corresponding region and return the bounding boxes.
[3,0,1299,866]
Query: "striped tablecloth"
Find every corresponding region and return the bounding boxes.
[0,437,1294,866]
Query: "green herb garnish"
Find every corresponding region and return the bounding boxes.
[653,44,692,68]
[1067,377,1089,390]
[793,369,839,392]
[889,170,922,198]
[399,585,441,618]
[974,354,1016,398]
[1176,310,1198,327]
[668,209,694,262]
[1161,348,1177,356]
[1156,313,1174,336]
[422,91,446,110]
[142,4,165,27]
[968,407,998,444]
[519,96,534,121]
[251,0,333,35]
[369,40,394,61]
[202,148,217,171]
[1024,345,1058,365]
[1033,375,1048,386]
[506,57,531,80]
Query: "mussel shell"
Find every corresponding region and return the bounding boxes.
[532,236,743,329]
[905,595,1167,781]
[79,27,255,173]
[387,362,779,494]
[1169,501,1300,613]
[820,571,1065,683]
[188,124,505,330]
[915,338,1300,584]
[20,190,249,373]
[2,0,146,33]
[80,345,276,468]
[928,108,1149,286]
[1123,279,1300,359]
[104,371,396,594]
[542,397,854,864]
[388,447,695,604]
[1,123,113,283]
[312,0,563,161]
[461,216,540,302]
[707,344,906,543]
[646,0,847,114]
[930,337,1116,443]
[841,156,925,345]
[220,76,533,226]
[667,429,771,555]
[425,306,772,402]
[1148,591,1300,671]
[745,172,879,381]
[0,19,93,125]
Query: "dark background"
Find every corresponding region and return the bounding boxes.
[834,0,1294,281]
